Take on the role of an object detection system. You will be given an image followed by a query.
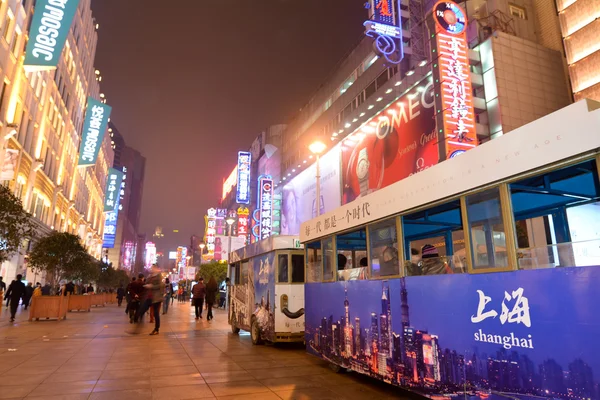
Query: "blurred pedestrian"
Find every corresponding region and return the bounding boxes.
[65,281,75,296]
[23,282,34,310]
[135,265,164,335]
[205,277,218,321]
[5,275,25,322]
[163,278,173,315]
[192,278,206,320]
[116,284,125,307]
[41,283,51,296]
[86,284,94,293]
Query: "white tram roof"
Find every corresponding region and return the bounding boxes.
[229,235,303,264]
[301,99,600,242]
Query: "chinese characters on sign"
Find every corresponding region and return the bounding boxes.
[258,176,274,241]
[103,168,124,212]
[303,201,372,238]
[102,210,118,249]
[237,207,250,242]
[364,0,403,64]
[433,1,478,159]
[78,98,112,167]
[236,152,252,204]
[471,288,531,327]
[205,208,217,256]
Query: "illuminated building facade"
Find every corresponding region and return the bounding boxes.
[555,0,600,101]
[0,0,114,282]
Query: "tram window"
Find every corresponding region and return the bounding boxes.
[291,254,305,283]
[306,241,322,283]
[510,159,600,269]
[336,229,368,281]
[323,237,335,281]
[278,254,289,283]
[465,188,509,269]
[241,261,249,284]
[234,263,241,285]
[403,199,466,275]
[369,218,400,278]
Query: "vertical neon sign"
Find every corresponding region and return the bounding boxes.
[237,207,249,242]
[433,1,478,159]
[364,0,403,65]
[258,176,274,240]
[236,152,251,204]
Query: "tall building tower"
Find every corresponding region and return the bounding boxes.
[555,0,600,101]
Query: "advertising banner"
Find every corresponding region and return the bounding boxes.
[305,267,600,399]
[0,149,19,181]
[24,0,80,71]
[258,176,274,240]
[236,151,251,204]
[237,207,250,241]
[205,208,217,256]
[341,79,436,205]
[213,235,246,263]
[102,209,118,249]
[103,168,124,212]
[281,144,342,236]
[78,98,112,167]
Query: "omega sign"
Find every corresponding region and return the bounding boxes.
[24,0,81,71]
[258,176,274,240]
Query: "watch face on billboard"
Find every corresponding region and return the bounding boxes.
[433,1,467,35]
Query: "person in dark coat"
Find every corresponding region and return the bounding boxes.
[64,281,75,296]
[205,277,218,321]
[116,284,125,307]
[86,284,94,293]
[4,275,25,322]
[41,283,51,296]
[22,282,34,310]
[192,278,206,320]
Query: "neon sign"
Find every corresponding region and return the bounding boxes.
[364,0,404,65]
[103,168,124,212]
[434,1,477,159]
[205,208,217,256]
[237,207,249,242]
[102,209,118,249]
[236,152,251,204]
[222,166,237,200]
[258,175,274,240]
[145,242,156,270]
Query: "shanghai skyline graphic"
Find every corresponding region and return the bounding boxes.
[305,272,599,400]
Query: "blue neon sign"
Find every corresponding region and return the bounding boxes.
[236,151,252,204]
[364,0,404,65]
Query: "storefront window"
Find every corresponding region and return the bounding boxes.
[369,218,399,278]
[465,188,508,269]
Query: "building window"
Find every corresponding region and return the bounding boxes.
[2,11,14,43]
[509,3,527,20]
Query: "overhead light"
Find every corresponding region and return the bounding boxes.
[359,112,365,117]
[368,105,374,110]
[344,123,351,128]
[376,97,383,102]
[309,155,313,159]
[297,164,301,168]
[352,118,358,123]
[338,129,344,134]
[292,169,296,172]
[283,177,286,181]
[395,81,402,86]
[406,70,415,76]
[287,173,291,177]
[385,88,393,94]
[303,160,307,163]
[332,132,338,137]
[418,60,427,67]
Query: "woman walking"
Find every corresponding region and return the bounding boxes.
[205,277,218,321]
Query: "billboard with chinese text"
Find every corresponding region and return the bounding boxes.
[103,168,124,212]
[78,98,112,167]
[236,152,251,204]
[305,266,600,399]
[281,145,341,235]
[341,78,436,205]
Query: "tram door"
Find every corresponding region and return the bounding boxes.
[274,251,305,334]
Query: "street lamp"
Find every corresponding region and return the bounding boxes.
[225,217,235,262]
[309,141,327,217]
[198,243,206,265]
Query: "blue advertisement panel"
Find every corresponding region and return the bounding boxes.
[305,267,600,399]
[253,252,275,342]
[78,98,112,167]
[24,0,80,71]
[236,151,251,204]
[102,208,118,249]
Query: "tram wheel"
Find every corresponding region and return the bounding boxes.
[231,323,240,334]
[251,317,263,345]
[329,363,343,373]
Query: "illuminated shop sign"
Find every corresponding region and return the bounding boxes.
[78,98,112,167]
[176,246,187,268]
[222,166,237,200]
[24,0,80,71]
[145,242,156,269]
[118,166,127,211]
[102,208,118,249]
[258,176,274,240]
[236,151,251,204]
[364,0,404,64]
[205,208,217,256]
[433,0,478,158]
[103,168,124,212]
[237,207,249,242]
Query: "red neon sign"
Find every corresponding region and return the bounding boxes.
[433,1,477,159]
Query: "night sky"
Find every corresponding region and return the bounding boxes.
[90,0,366,253]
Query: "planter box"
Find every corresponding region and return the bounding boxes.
[90,294,106,307]
[67,295,91,312]
[29,294,68,321]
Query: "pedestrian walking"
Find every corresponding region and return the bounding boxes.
[192,278,206,320]
[86,284,94,293]
[65,281,75,296]
[41,283,51,296]
[163,278,173,315]
[138,265,164,335]
[116,284,125,307]
[22,282,34,310]
[4,275,25,322]
[205,277,218,321]
[0,276,6,293]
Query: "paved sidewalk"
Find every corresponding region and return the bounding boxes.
[0,300,413,399]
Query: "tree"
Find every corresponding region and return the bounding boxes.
[0,184,35,264]
[97,262,129,289]
[197,261,227,283]
[28,232,92,287]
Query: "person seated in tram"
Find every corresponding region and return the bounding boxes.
[419,244,453,275]
[380,246,399,276]
[405,248,421,276]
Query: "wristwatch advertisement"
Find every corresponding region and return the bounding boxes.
[356,148,370,196]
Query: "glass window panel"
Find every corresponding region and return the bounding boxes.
[323,237,334,281]
[278,254,289,283]
[241,261,249,284]
[306,241,322,283]
[369,218,400,278]
[336,229,368,280]
[466,188,508,269]
[291,254,305,283]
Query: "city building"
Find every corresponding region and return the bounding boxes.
[0,0,113,282]
[103,122,146,272]
[555,0,600,101]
